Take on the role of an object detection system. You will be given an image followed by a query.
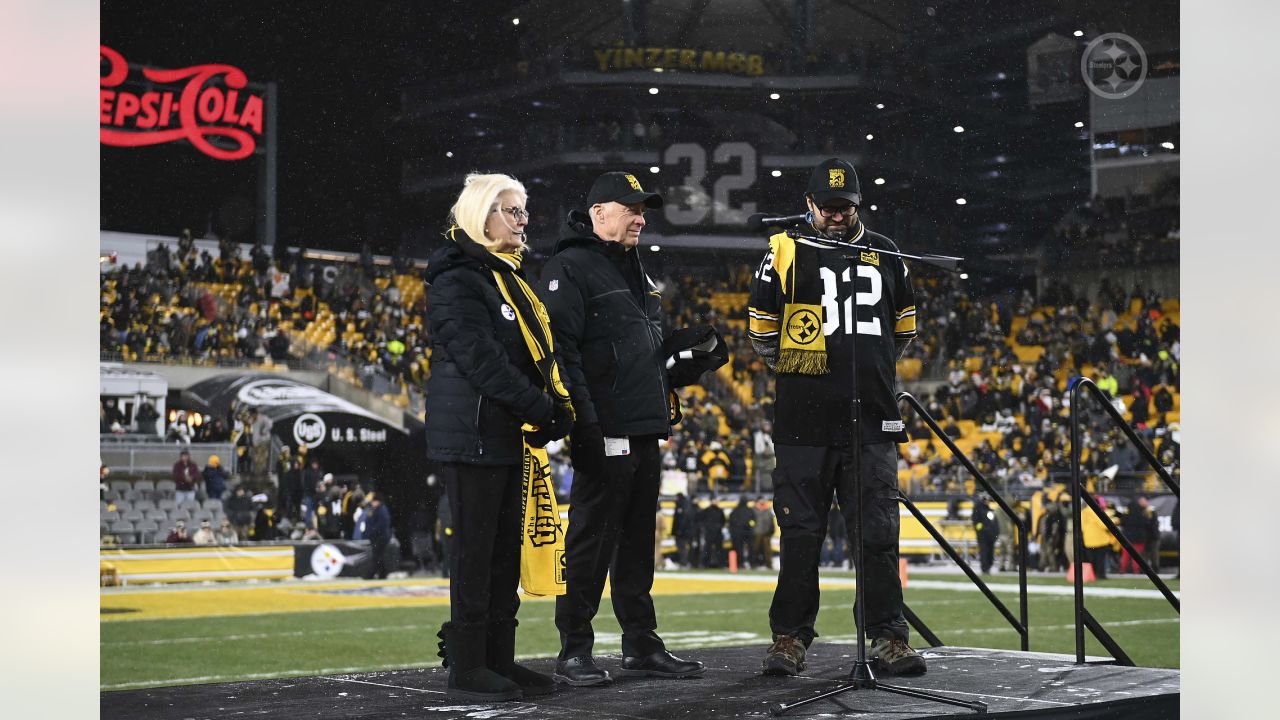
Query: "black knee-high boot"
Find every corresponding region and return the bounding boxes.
[487,618,556,696]
[438,622,522,702]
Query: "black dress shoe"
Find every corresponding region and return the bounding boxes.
[553,655,612,687]
[617,650,705,678]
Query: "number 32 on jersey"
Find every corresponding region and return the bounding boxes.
[820,265,882,336]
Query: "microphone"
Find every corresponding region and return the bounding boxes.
[747,212,811,232]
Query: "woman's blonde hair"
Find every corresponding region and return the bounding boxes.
[448,172,528,251]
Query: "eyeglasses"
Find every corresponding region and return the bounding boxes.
[493,206,530,221]
[816,204,857,219]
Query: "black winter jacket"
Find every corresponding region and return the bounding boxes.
[424,240,555,465]
[538,211,671,437]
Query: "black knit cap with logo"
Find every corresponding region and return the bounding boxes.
[806,157,862,206]
[587,171,665,208]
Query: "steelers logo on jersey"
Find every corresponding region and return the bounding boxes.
[786,308,822,345]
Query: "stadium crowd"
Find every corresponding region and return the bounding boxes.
[100,217,1180,574]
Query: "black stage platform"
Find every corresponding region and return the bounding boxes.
[102,645,1179,719]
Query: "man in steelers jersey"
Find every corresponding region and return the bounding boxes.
[747,157,925,677]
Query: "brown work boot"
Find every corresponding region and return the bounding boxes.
[868,636,927,676]
[762,635,807,676]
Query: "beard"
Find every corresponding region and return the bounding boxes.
[821,221,851,241]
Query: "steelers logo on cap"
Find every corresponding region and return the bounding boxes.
[828,169,846,188]
[786,308,822,346]
[624,174,643,191]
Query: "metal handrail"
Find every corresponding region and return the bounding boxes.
[1069,377,1180,665]
[897,391,1030,651]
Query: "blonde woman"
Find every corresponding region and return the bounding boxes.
[425,173,573,701]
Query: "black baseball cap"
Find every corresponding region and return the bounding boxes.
[806,158,862,205]
[586,171,664,208]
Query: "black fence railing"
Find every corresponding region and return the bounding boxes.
[1069,377,1180,665]
[897,391,1030,651]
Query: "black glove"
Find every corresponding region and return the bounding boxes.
[569,422,606,477]
[526,401,574,449]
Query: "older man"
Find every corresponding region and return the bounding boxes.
[539,171,703,686]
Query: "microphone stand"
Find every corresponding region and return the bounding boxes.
[771,229,985,716]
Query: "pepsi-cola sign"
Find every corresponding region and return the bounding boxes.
[100,45,265,161]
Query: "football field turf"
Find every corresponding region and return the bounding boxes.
[100,569,1179,691]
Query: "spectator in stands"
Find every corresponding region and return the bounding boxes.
[166,411,192,444]
[697,497,725,568]
[972,493,999,574]
[165,519,193,544]
[226,485,254,540]
[823,503,848,569]
[101,399,124,431]
[425,172,572,701]
[751,497,776,569]
[216,517,239,545]
[728,496,755,569]
[672,492,696,568]
[202,455,228,501]
[302,459,324,527]
[279,454,304,522]
[249,408,273,482]
[1081,495,1115,580]
[172,449,200,505]
[192,519,217,545]
[134,400,161,435]
[252,493,278,540]
[1119,495,1157,574]
[364,493,393,579]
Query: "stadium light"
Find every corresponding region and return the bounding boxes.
[445,151,453,158]
[866,133,874,140]
[771,170,782,177]
[512,18,520,25]
[874,177,886,185]
[1073,30,1084,37]
[648,87,659,95]
[953,125,965,133]
[1075,121,1085,128]
[875,103,885,109]
[869,204,877,211]
[649,245,660,252]
[649,166,660,173]
[769,92,781,100]
[956,198,967,205]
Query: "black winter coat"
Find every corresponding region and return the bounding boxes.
[538,211,671,437]
[424,241,555,465]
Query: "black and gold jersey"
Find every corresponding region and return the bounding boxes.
[748,226,917,446]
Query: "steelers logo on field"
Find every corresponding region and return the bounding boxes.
[785,309,822,346]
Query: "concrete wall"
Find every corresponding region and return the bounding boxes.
[120,362,328,391]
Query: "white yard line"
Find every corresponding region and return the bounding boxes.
[654,572,1180,600]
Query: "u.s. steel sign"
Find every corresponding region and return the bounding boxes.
[100,45,265,161]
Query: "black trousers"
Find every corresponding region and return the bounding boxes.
[769,443,908,646]
[443,462,523,626]
[555,436,664,659]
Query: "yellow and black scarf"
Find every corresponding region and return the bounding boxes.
[446,227,572,421]
[770,220,866,375]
